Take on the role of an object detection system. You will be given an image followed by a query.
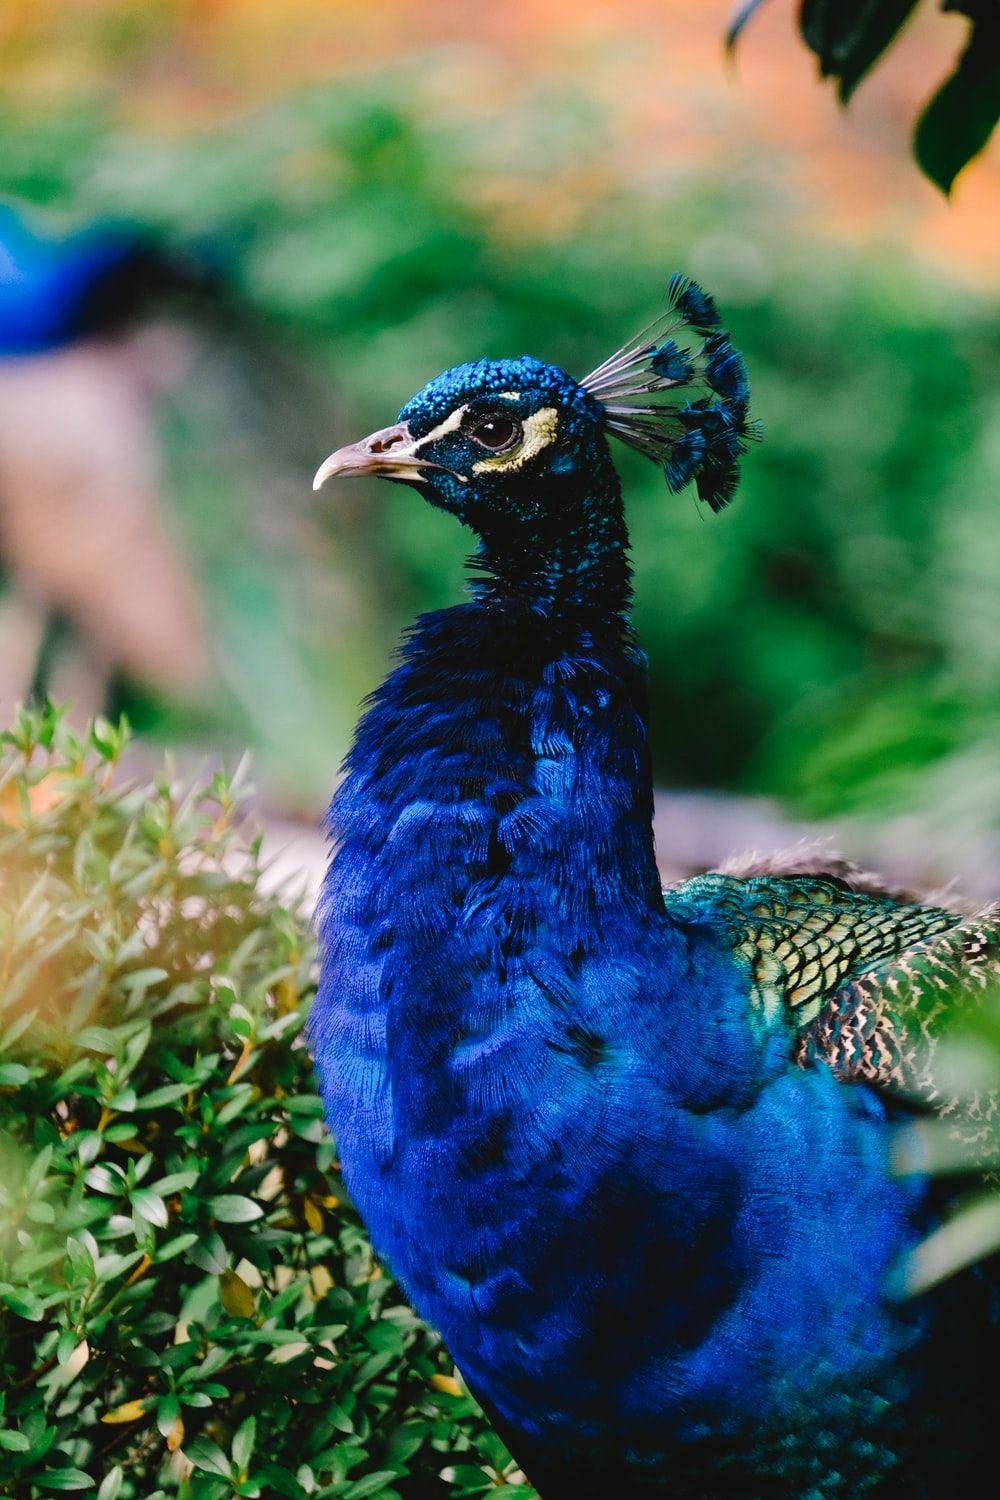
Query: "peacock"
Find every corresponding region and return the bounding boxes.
[309,276,998,1498]
[0,204,214,707]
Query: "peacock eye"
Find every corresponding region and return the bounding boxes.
[467,414,522,452]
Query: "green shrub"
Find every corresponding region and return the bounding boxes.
[0,706,531,1499]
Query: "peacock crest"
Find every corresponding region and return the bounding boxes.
[581,274,760,512]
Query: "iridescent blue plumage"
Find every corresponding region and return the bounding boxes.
[310,282,997,1496]
[0,205,145,354]
[0,203,212,356]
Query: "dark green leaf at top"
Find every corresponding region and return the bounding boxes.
[915,7,1000,191]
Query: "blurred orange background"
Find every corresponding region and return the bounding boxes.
[3,0,996,281]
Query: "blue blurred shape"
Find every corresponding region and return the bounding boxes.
[0,204,146,356]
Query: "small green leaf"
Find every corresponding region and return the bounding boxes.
[85,1165,124,1196]
[37,1471,96,1492]
[149,1170,199,1195]
[232,1415,257,1471]
[257,1467,305,1499]
[156,1394,181,1438]
[0,1062,32,1086]
[184,1435,232,1477]
[186,1231,228,1274]
[206,1195,263,1223]
[155,1230,199,1262]
[3,1290,46,1321]
[74,1131,103,1166]
[121,968,169,994]
[133,1082,193,1111]
[283,1093,324,1116]
[27,1144,54,1190]
[96,1471,123,1500]
[74,1027,120,1055]
[442,1466,493,1491]
[65,1234,96,1273]
[132,1190,169,1228]
[324,1401,355,1436]
[341,1473,402,1499]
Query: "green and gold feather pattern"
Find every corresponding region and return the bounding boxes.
[666,868,956,1029]
[666,861,999,1134]
[797,908,1000,1131]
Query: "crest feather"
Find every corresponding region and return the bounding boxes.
[581,274,759,512]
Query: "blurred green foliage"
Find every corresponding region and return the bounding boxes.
[893,979,1000,1294]
[0,75,996,842]
[0,707,533,1497]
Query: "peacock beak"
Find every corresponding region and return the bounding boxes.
[312,422,429,490]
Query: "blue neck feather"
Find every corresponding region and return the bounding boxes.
[465,444,633,618]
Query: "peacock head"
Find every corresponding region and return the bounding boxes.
[313,276,757,540]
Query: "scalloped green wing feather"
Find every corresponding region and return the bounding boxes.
[665,867,998,1121]
[795,907,1000,1098]
[666,871,956,1028]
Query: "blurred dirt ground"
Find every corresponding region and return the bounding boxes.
[256,789,999,912]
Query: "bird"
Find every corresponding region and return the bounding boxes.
[308,275,999,1498]
[0,203,208,713]
[0,203,171,356]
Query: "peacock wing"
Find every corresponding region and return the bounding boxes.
[664,854,999,1128]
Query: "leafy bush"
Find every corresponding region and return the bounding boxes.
[0,707,531,1498]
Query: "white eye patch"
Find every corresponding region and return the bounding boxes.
[409,392,521,455]
[472,407,559,473]
[410,404,470,453]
